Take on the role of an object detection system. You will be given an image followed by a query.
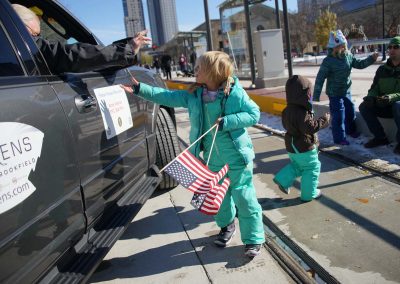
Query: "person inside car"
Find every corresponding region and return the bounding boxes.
[12,4,151,74]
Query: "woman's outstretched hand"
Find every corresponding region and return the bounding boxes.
[120,77,139,94]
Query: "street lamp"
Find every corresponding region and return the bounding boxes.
[382,0,386,61]
[275,0,280,28]
[203,0,213,51]
[282,0,293,77]
[244,0,256,87]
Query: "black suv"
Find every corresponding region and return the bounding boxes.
[0,0,179,282]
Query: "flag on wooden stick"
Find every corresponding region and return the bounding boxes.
[161,123,230,215]
[163,150,230,215]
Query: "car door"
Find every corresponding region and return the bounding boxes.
[26,0,150,225]
[0,5,84,283]
[51,72,148,225]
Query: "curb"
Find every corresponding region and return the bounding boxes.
[165,80,288,115]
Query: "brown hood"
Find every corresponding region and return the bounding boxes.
[285,75,313,111]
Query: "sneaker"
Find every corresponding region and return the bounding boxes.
[314,189,322,199]
[394,144,400,155]
[301,189,322,202]
[348,132,361,138]
[364,137,389,148]
[214,222,236,247]
[273,178,290,194]
[244,244,262,258]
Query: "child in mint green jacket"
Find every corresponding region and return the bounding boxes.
[313,30,378,145]
[121,51,265,258]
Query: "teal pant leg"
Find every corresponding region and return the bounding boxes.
[274,158,299,189]
[214,189,235,228]
[214,162,265,245]
[290,149,321,201]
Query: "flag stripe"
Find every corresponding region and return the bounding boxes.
[199,178,230,215]
[164,148,230,215]
[180,152,215,180]
[210,164,228,188]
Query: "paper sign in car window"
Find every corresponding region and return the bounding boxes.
[0,123,44,214]
[93,85,133,140]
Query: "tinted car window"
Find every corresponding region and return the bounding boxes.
[13,0,97,45]
[0,24,24,77]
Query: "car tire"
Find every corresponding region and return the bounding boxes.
[156,107,180,190]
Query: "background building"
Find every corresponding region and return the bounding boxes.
[147,0,179,46]
[122,0,146,37]
[298,0,341,13]
[193,19,223,51]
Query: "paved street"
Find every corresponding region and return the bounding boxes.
[90,105,400,284]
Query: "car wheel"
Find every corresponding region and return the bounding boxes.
[156,107,180,190]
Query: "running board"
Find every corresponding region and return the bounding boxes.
[41,170,161,284]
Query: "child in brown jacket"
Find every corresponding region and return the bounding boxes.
[273,75,330,201]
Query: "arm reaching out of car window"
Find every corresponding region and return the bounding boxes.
[12,4,151,74]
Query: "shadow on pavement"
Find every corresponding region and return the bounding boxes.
[120,206,210,240]
[91,237,252,281]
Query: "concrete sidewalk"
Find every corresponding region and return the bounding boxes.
[174,108,400,284]
[90,109,400,284]
[89,176,293,284]
[165,64,400,182]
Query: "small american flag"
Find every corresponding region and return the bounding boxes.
[164,150,230,215]
[190,178,230,215]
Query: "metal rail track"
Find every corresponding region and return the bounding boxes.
[254,123,400,186]
[178,135,338,284]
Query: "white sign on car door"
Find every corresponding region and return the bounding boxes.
[0,123,44,214]
[94,85,133,139]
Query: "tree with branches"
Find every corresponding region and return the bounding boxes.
[289,10,314,56]
[315,8,337,52]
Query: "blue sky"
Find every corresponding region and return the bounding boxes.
[58,0,298,45]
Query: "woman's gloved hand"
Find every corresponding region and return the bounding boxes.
[376,95,391,108]
[215,117,224,131]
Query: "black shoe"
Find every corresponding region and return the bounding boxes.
[244,244,262,258]
[273,178,290,194]
[214,221,235,247]
[364,137,389,148]
[394,144,400,155]
[348,131,361,138]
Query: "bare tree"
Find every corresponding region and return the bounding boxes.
[289,10,313,56]
[384,0,400,37]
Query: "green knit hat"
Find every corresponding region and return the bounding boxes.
[389,36,400,45]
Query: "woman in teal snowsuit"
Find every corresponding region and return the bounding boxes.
[313,29,378,145]
[121,51,265,258]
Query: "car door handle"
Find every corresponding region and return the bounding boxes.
[75,95,97,113]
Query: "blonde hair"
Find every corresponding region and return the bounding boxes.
[189,51,234,93]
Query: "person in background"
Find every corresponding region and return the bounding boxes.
[313,29,378,145]
[359,36,400,153]
[273,75,330,201]
[152,57,161,74]
[12,4,151,74]
[179,53,187,72]
[121,51,265,258]
[161,53,172,80]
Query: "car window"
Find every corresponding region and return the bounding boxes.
[0,24,24,77]
[29,5,78,44]
[11,0,97,45]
